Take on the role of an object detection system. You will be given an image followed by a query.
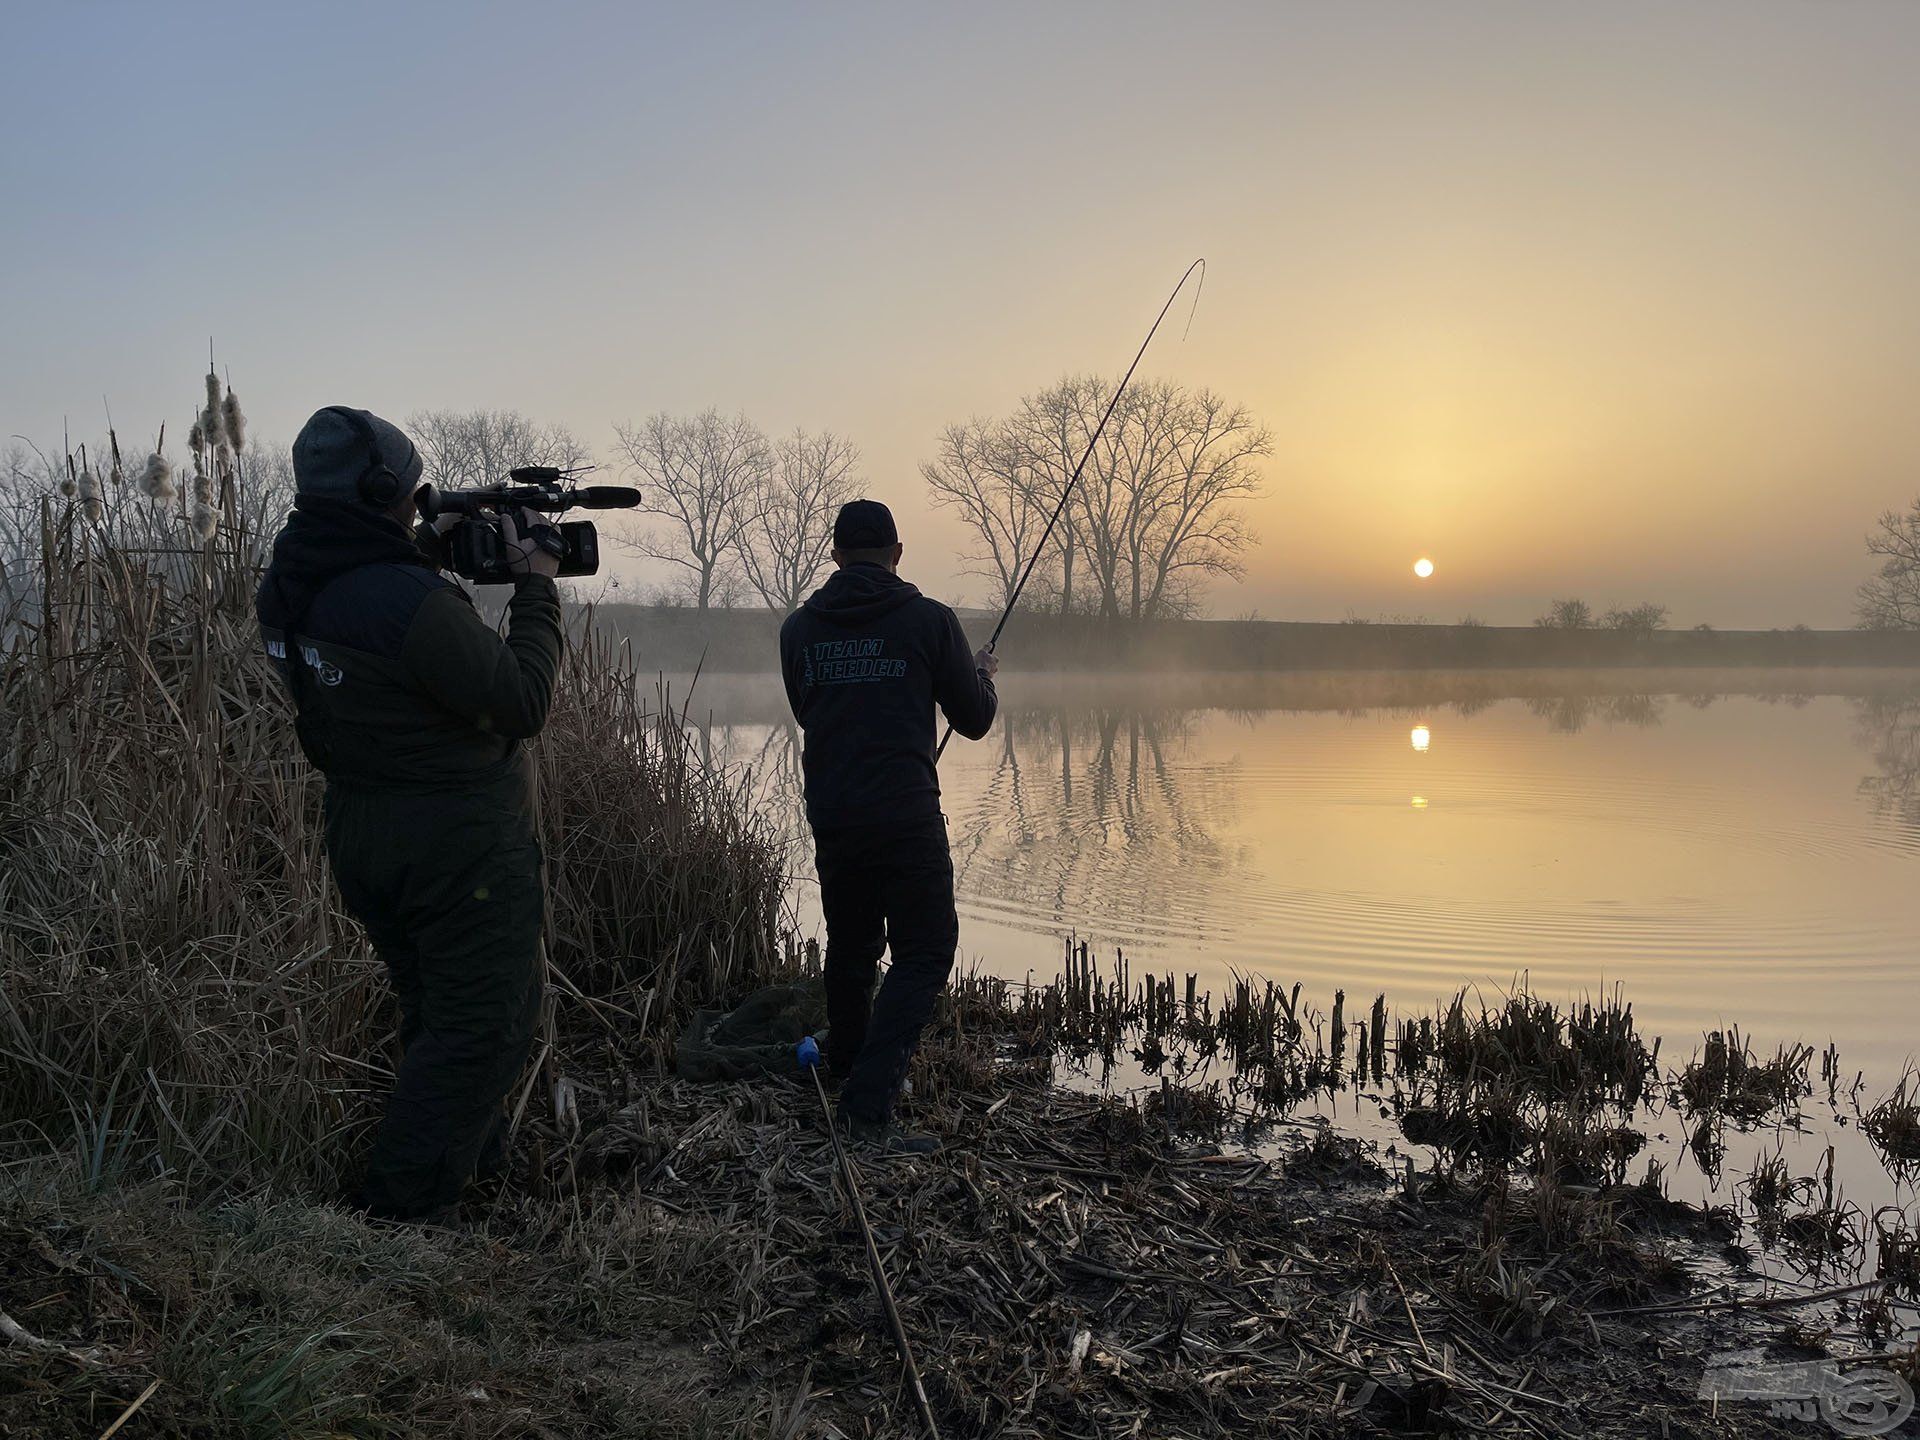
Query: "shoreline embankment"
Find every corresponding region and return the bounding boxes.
[589,602,1920,675]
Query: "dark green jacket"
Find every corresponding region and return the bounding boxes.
[258,514,565,792]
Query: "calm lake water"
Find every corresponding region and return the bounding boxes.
[682,667,1920,1229]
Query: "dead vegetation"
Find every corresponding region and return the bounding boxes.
[0,1173,806,1439]
[2,380,1915,1436]
[1863,1070,1920,1168]
[423,1056,1805,1438]
[1678,1029,1813,1126]
[0,384,789,1198]
[1875,1212,1920,1300]
[0,378,801,1434]
[1740,1148,1863,1278]
[4,937,1910,1438]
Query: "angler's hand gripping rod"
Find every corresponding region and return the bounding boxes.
[935,258,1206,761]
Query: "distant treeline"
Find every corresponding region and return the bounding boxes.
[585,604,1920,674]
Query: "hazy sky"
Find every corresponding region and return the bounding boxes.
[6,1,1919,626]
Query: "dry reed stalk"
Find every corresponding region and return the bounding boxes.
[1,378,789,1197]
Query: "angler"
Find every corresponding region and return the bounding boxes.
[779,499,999,1152]
[781,261,1204,1437]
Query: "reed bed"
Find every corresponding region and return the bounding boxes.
[1678,1028,1815,1125]
[950,943,1918,1305]
[1863,1069,1920,1167]
[0,400,787,1199]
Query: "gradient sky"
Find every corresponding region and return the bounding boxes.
[6,1,1919,625]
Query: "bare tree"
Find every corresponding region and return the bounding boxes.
[614,410,769,610]
[929,375,1269,621]
[1005,376,1110,616]
[406,409,591,489]
[1856,500,1920,629]
[1602,602,1670,636]
[1127,384,1267,620]
[738,428,863,611]
[1535,598,1594,629]
[231,441,297,541]
[922,419,1054,612]
[1068,381,1181,619]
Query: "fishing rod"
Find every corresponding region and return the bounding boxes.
[796,1037,941,1438]
[935,258,1207,761]
[785,264,1208,1435]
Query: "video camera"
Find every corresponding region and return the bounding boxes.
[416,467,641,585]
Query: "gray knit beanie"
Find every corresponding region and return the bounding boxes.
[291,407,423,504]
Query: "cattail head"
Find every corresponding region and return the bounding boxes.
[109,427,124,486]
[191,467,213,505]
[136,452,175,500]
[78,460,102,522]
[188,420,206,463]
[201,370,228,453]
[190,501,219,542]
[221,388,246,453]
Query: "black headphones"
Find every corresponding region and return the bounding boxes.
[336,407,408,508]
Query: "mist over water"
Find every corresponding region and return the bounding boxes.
[685,667,1920,1219]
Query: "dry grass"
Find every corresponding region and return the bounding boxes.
[0,1169,806,1438]
[0,384,802,1436]
[0,391,788,1199]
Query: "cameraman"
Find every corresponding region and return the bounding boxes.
[256,406,564,1222]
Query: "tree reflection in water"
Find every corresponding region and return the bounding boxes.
[1523,692,1668,734]
[689,704,1245,943]
[947,706,1239,942]
[1854,694,1920,831]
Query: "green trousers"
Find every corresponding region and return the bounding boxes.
[324,770,544,1217]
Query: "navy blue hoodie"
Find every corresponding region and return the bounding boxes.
[779,563,997,831]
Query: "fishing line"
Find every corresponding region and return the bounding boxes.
[936,257,1207,761]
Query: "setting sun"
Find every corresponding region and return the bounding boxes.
[1413,557,1435,579]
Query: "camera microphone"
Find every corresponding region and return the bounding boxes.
[570,486,642,510]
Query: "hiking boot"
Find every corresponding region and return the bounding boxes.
[835,1110,940,1155]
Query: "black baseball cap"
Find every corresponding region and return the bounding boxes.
[833,498,898,549]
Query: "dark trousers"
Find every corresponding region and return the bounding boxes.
[814,813,958,1124]
[324,778,544,1217]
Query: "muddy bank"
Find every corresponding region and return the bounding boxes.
[5,982,1917,1438]
[584,1051,1912,1438]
